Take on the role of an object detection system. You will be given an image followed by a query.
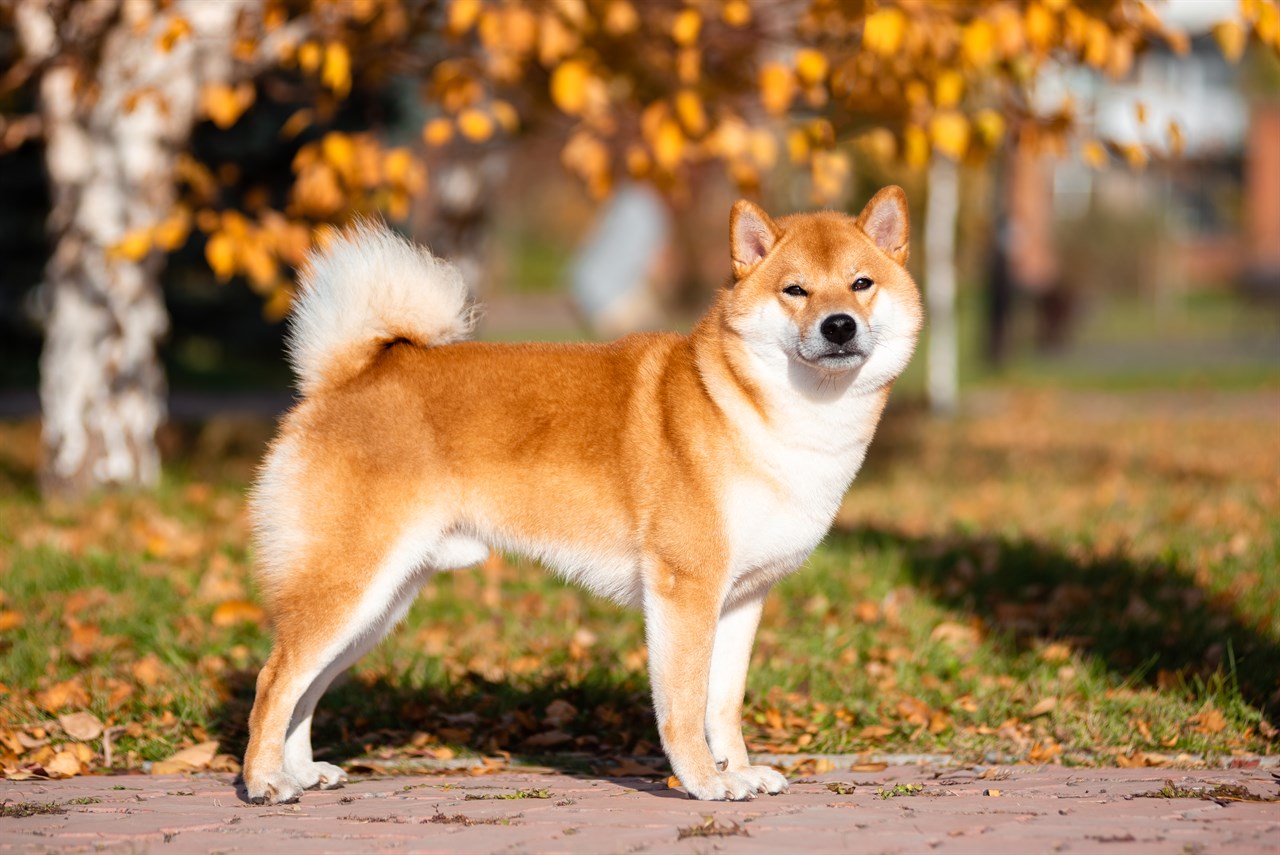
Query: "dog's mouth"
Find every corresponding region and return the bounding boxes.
[797,346,868,370]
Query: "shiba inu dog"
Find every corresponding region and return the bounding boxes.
[241,187,923,803]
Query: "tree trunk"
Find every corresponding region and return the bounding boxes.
[925,155,960,416]
[19,0,245,498]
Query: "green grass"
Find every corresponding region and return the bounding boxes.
[0,389,1276,778]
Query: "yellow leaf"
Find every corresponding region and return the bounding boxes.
[786,127,809,164]
[279,108,313,140]
[458,108,495,142]
[205,232,236,281]
[1081,139,1108,169]
[1084,19,1110,68]
[297,40,322,73]
[152,741,219,775]
[157,15,192,53]
[974,108,1006,147]
[153,209,191,252]
[674,90,707,136]
[625,144,651,177]
[1025,2,1056,52]
[1212,20,1246,63]
[863,8,906,56]
[448,0,482,34]
[200,82,253,130]
[904,124,930,168]
[423,117,454,147]
[539,12,580,66]
[653,117,684,170]
[45,750,82,779]
[811,150,850,205]
[561,131,609,181]
[935,70,964,108]
[603,0,639,36]
[0,610,22,631]
[759,62,796,117]
[383,148,418,186]
[722,0,751,27]
[748,128,777,169]
[322,42,351,98]
[491,99,519,132]
[795,48,828,87]
[929,110,970,160]
[321,132,355,175]
[211,600,266,628]
[962,19,996,68]
[111,230,152,262]
[671,9,701,46]
[550,60,591,116]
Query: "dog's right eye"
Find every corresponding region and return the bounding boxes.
[782,284,808,297]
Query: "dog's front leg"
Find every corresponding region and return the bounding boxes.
[705,590,789,795]
[644,561,758,800]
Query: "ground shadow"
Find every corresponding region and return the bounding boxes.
[210,665,663,782]
[827,523,1279,722]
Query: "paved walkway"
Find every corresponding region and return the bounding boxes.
[2,765,1278,853]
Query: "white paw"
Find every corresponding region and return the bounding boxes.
[683,770,758,801]
[244,769,304,805]
[291,761,348,791]
[732,764,789,795]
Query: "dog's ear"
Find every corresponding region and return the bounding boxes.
[855,185,909,265]
[730,200,781,280]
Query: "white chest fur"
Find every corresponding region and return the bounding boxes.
[719,388,880,597]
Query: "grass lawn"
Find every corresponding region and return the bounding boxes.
[0,389,1277,780]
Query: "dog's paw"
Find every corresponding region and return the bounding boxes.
[683,770,758,801]
[290,761,348,791]
[244,770,304,805]
[732,764,789,795]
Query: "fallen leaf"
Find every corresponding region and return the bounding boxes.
[850,761,889,772]
[45,750,82,779]
[522,730,573,748]
[1028,697,1058,718]
[151,741,219,774]
[667,774,682,789]
[58,712,104,742]
[984,788,1001,797]
[211,600,266,628]
[606,757,665,777]
[132,654,169,688]
[0,611,23,631]
[35,679,90,713]
[858,724,893,739]
[543,699,578,728]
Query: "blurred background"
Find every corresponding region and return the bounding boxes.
[1,0,1277,498]
[0,0,1277,781]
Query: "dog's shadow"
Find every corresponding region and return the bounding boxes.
[213,666,671,803]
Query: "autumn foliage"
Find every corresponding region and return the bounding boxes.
[43,0,1271,313]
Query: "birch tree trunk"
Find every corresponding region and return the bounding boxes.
[17,0,246,498]
[925,155,960,416]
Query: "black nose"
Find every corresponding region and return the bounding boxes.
[820,314,857,345]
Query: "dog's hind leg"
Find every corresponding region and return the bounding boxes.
[242,534,438,805]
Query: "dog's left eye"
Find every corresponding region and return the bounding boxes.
[782,284,809,297]
[852,277,874,291]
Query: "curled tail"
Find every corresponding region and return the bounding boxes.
[286,220,475,395]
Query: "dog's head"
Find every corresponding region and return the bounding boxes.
[722,186,923,390]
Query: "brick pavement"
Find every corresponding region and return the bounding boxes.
[2,765,1278,854]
